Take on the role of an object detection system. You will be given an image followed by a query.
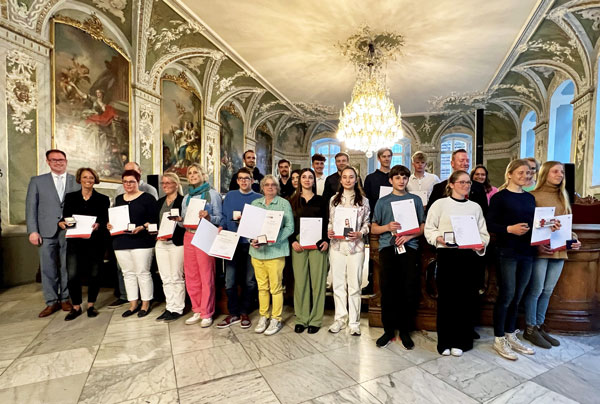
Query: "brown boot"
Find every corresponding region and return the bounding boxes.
[523,325,551,349]
[39,303,60,317]
[538,325,560,347]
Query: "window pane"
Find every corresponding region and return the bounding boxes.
[332,145,341,153]
[392,144,402,153]
[440,141,452,152]
[318,145,328,154]
[391,156,402,167]
[454,140,467,150]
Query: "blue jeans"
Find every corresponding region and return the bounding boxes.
[524,258,564,326]
[225,243,257,316]
[493,249,533,337]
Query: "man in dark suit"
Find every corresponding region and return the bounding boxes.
[229,150,264,193]
[427,149,488,216]
[26,149,80,317]
[322,152,364,203]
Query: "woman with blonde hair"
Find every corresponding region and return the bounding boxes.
[180,163,222,327]
[523,161,581,348]
[153,172,186,322]
[487,159,538,360]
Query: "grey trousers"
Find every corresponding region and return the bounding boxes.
[39,232,69,305]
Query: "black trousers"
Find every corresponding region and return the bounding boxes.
[435,248,479,354]
[379,246,420,336]
[66,241,103,306]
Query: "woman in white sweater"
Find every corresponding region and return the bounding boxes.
[425,170,490,356]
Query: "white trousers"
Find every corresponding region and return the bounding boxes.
[155,241,185,314]
[115,248,154,301]
[329,248,364,327]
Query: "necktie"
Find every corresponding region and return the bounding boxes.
[56,175,64,201]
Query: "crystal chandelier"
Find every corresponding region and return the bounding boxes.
[336,29,404,155]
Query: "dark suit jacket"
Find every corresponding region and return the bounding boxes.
[26,172,80,238]
[427,179,488,216]
[322,171,364,205]
[229,167,264,193]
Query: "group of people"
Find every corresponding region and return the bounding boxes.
[26,146,580,361]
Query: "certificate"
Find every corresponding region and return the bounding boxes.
[531,207,555,245]
[390,199,420,235]
[65,215,96,239]
[550,214,572,251]
[157,212,177,240]
[411,190,428,207]
[379,186,393,199]
[263,211,284,242]
[299,217,322,249]
[450,215,483,249]
[191,218,239,260]
[108,205,130,235]
[183,198,207,229]
[333,207,358,239]
[237,204,266,239]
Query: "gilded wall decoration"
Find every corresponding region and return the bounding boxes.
[6,50,37,135]
[161,76,202,177]
[219,105,244,193]
[138,103,154,160]
[92,0,127,24]
[52,20,130,181]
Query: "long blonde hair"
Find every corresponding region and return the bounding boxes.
[498,159,530,191]
[533,161,572,214]
[161,172,183,195]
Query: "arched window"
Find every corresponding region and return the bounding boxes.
[311,138,341,177]
[548,80,574,163]
[439,133,472,180]
[593,63,600,186]
[366,138,412,174]
[520,110,536,158]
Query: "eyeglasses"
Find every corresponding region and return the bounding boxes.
[160,182,175,186]
[48,159,66,163]
[454,180,472,185]
[264,183,277,187]
[238,177,252,181]
[122,180,137,185]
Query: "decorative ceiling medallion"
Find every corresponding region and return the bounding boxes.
[336,24,405,67]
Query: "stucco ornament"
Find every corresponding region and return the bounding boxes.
[336,24,404,66]
[6,50,37,135]
[180,57,205,75]
[216,70,255,95]
[139,104,154,159]
[576,114,587,167]
[578,9,600,31]
[419,115,434,135]
[92,0,127,24]
[8,0,44,30]
[522,39,575,63]
[147,19,204,53]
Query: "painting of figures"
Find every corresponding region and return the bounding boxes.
[256,129,273,175]
[219,106,244,193]
[52,21,130,182]
[161,78,202,178]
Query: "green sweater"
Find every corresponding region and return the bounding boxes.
[249,196,294,260]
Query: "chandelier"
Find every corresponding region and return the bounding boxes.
[336,27,404,155]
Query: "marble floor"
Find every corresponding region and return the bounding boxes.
[0,284,598,404]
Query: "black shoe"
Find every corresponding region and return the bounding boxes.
[295,324,306,333]
[108,298,128,309]
[122,306,141,317]
[399,332,415,350]
[163,312,182,323]
[156,310,170,321]
[87,307,99,318]
[137,306,152,318]
[65,308,82,321]
[307,326,320,334]
[473,330,481,340]
[376,333,394,348]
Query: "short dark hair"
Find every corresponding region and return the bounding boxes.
[76,167,100,184]
[46,149,66,159]
[334,152,349,160]
[278,159,290,167]
[243,150,256,159]
[236,167,253,179]
[121,169,141,182]
[311,153,326,162]
[452,149,468,159]
[389,164,411,179]
[377,148,393,158]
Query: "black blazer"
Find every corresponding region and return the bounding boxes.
[62,189,110,251]
[156,194,185,246]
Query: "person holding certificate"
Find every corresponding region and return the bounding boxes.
[180,163,222,327]
[108,170,158,318]
[425,170,489,356]
[249,175,294,336]
[58,168,109,320]
[487,159,539,360]
[289,168,329,334]
[327,166,370,336]
[523,161,581,348]
[372,165,424,349]
[152,173,185,322]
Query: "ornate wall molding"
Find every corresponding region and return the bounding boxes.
[136,0,153,84]
[0,24,49,57]
[161,71,201,99]
[6,49,37,135]
[138,102,154,160]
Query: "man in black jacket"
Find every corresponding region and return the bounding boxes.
[322,152,364,203]
[229,150,264,193]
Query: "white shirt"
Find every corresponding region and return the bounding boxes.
[316,175,326,196]
[53,173,66,201]
[407,172,440,195]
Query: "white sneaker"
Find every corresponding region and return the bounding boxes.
[494,336,518,361]
[255,316,269,333]
[200,317,213,328]
[328,320,346,334]
[441,349,451,356]
[264,319,283,336]
[451,348,463,357]
[506,331,535,355]
[185,313,202,325]
[349,325,361,336]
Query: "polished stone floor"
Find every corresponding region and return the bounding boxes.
[0,283,598,404]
